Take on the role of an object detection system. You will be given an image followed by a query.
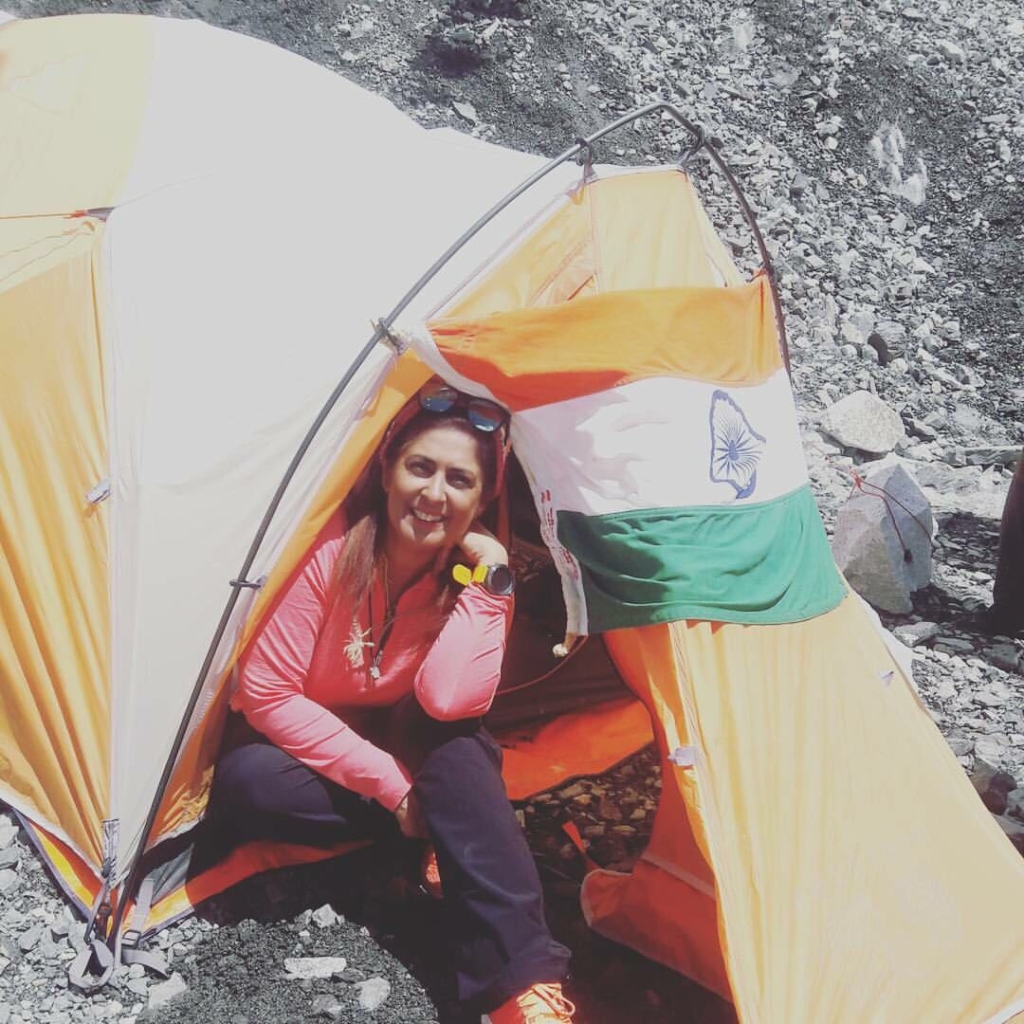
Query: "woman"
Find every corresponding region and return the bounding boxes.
[207,380,575,1024]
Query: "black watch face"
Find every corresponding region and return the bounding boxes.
[486,565,515,596]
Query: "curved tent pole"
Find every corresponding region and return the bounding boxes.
[106,101,788,952]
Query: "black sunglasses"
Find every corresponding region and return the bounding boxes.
[418,381,508,434]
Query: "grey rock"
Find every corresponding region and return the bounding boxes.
[0,825,17,851]
[936,39,967,63]
[355,977,392,1012]
[1007,789,1024,823]
[962,445,1022,467]
[17,925,42,953]
[312,994,344,1018]
[975,735,1010,765]
[970,759,1017,812]
[0,848,19,871]
[284,956,348,980]
[947,736,974,757]
[832,463,934,614]
[974,690,1006,709]
[147,972,188,1009]
[311,904,343,929]
[819,391,906,454]
[893,621,939,647]
[987,644,1021,674]
[906,418,939,441]
[336,967,367,983]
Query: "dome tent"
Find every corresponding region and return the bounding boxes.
[2,12,1024,1022]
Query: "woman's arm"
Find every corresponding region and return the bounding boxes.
[413,584,513,721]
[236,520,413,812]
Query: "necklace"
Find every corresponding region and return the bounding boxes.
[368,559,397,681]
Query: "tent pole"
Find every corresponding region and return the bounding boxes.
[108,101,788,949]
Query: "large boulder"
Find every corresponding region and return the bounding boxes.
[832,462,934,613]
[819,390,906,454]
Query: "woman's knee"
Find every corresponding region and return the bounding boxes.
[211,741,301,818]
[412,730,504,803]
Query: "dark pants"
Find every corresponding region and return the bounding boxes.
[204,696,570,1012]
[992,455,1024,633]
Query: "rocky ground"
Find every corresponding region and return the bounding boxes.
[1,0,1023,1022]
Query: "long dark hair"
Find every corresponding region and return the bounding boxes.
[332,409,499,613]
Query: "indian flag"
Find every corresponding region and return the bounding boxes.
[417,278,844,635]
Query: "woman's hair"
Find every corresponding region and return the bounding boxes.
[332,409,499,613]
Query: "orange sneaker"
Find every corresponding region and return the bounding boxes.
[421,844,443,900]
[482,982,576,1024]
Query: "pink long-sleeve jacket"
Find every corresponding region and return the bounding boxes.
[232,515,512,812]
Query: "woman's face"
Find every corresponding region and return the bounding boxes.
[383,424,485,560]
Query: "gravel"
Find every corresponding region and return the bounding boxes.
[1,0,1022,1022]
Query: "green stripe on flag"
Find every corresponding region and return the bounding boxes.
[556,485,845,632]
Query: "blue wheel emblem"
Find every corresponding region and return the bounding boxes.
[709,390,765,499]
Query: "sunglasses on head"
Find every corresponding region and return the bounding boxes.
[418,381,508,434]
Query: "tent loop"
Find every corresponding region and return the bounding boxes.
[677,125,706,171]
[229,575,266,591]
[573,136,596,178]
[86,478,111,505]
[374,318,407,355]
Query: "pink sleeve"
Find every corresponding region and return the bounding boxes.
[236,522,413,812]
[414,585,513,721]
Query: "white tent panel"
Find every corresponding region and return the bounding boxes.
[101,126,585,866]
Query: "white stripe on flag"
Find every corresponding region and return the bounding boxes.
[510,370,807,517]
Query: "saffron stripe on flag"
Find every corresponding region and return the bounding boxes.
[555,485,845,632]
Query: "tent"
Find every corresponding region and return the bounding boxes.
[2,13,1024,1021]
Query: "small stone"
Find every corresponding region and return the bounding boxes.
[17,925,42,953]
[355,977,391,1012]
[987,644,1021,674]
[973,690,1006,709]
[975,735,1010,767]
[947,736,973,757]
[893,621,939,647]
[0,826,17,850]
[284,957,348,980]
[311,994,343,1018]
[935,39,966,63]
[147,973,188,1010]
[311,904,343,929]
[0,849,19,871]
[335,967,366,983]
[558,784,585,799]
[126,979,149,997]
[452,101,479,124]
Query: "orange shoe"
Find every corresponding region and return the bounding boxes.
[421,844,443,900]
[482,983,575,1023]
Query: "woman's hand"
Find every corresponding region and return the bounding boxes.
[394,791,429,839]
[458,520,508,568]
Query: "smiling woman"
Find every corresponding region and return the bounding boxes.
[200,382,575,1024]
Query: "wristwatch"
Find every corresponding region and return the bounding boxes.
[480,563,516,597]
